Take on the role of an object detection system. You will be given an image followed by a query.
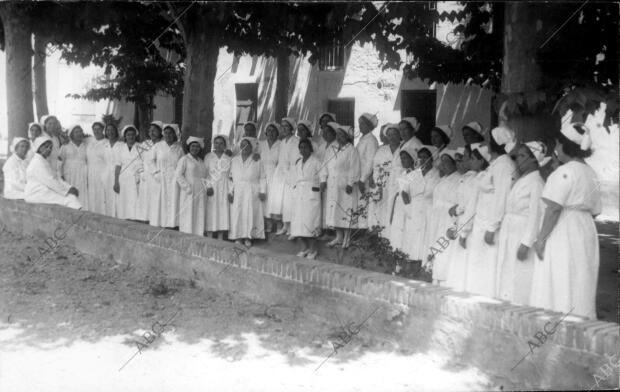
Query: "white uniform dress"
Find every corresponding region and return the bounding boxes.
[149,141,184,227]
[428,171,462,283]
[136,139,156,221]
[367,144,395,230]
[318,141,338,229]
[403,168,440,260]
[116,143,143,220]
[85,138,108,215]
[103,140,125,218]
[228,155,266,240]
[445,170,479,291]
[495,170,544,304]
[321,143,361,229]
[2,153,29,199]
[465,154,516,297]
[529,161,601,319]
[290,154,322,237]
[204,152,231,232]
[58,141,89,209]
[175,154,207,235]
[258,139,280,218]
[355,132,379,229]
[267,135,299,220]
[24,154,82,209]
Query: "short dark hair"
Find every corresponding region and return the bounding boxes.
[557,124,592,158]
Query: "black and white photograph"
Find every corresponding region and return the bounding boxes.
[0,1,618,390]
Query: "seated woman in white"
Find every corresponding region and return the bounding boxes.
[24,135,82,209]
[3,137,31,199]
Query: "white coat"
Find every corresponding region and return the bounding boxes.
[318,141,338,229]
[25,153,82,209]
[85,138,108,215]
[58,141,89,209]
[228,155,266,240]
[267,135,298,220]
[258,139,280,218]
[530,161,601,319]
[115,142,143,220]
[290,154,322,237]
[428,171,462,283]
[204,152,231,232]
[2,153,29,199]
[404,168,439,260]
[176,154,207,235]
[367,144,398,231]
[103,140,125,217]
[445,170,478,291]
[355,132,379,229]
[465,154,516,297]
[149,141,184,227]
[321,143,361,229]
[136,139,156,221]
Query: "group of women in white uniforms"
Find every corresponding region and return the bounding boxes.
[2,110,602,319]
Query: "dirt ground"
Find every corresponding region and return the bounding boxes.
[0,228,502,392]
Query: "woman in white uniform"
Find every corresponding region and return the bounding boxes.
[228,137,266,246]
[26,123,43,161]
[259,123,281,234]
[367,124,400,230]
[39,115,63,174]
[321,122,361,249]
[495,141,547,304]
[531,119,601,319]
[268,118,299,236]
[290,139,322,259]
[313,112,336,161]
[317,121,338,235]
[204,135,232,239]
[3,137,30,199]
[398,117,424,165]
[446,144,484,291]
[176,137,208,235]
[149,124,184,228]
[85,121,108,215]
[137,121,163,222]
[114,126,143,220]
[428,149,461,285]
[58,124,89,209]
[25,135,81,209]
[355,113,380,230]
[297,120,319,154]
[103,123,124,217]
[464,127,517,297]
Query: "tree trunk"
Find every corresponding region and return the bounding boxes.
[0,5,33,148]
[274,49,290,122]
[181,17,218,152]
[501,2,554,142]
[134,96,154,142]
[33,33,49,120]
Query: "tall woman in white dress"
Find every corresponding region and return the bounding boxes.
[204,135,232,239]
[103,123,124,217]
[355,113,380,230]
[3,137,30,199]
[25,136,81,209]
[136,121,163,222]
[428,149,462,286]
[259,123,281,234]
[228,137,266,247]
[85,121,108,215]
[321,123,361,249]
[58,125,89,209]
[368,124,401,231]
[290,139,322,259]
[149,124,184,228]
[531,119,601,319]
[464,127,517,297]
[39,115,63,174]
[495,141,547,304]
[176,137,208,235]
[268,118,298,236]
[114,126,143,220]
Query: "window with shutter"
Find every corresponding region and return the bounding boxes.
[401,90,437,145]
[234,83,258,140]
[318,39,345,71]
[327,98,355,128]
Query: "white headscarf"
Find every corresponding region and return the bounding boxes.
[360,113,379,129]
[463,121,484,138]
[471,142,491,163]
[524,141,551,166]
[92,121,105,130]
[263,122,282,140]
[433,124,453,140]
[32,134,53,153]
[491,126,517,153]
[400,117,420,132]
[163,123,181,140]
[121,125,138,138]
[212,134,229,148]
[441,149,458,161]
[560,110,592,151]
[319,112,337,123]
[281,117,297,130]
[186,136,204,149]
[326,121,340,135]
[68,124,83,139]
[336,124,354,141]
[239,136,258,154]
[297,120,313,135]
[150,121,164,132]
[10,137,29,155]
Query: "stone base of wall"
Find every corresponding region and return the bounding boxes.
[0,198,617,390]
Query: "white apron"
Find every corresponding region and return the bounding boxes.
[176,154,207,235]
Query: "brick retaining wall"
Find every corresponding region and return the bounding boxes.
[0,198,617,390]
